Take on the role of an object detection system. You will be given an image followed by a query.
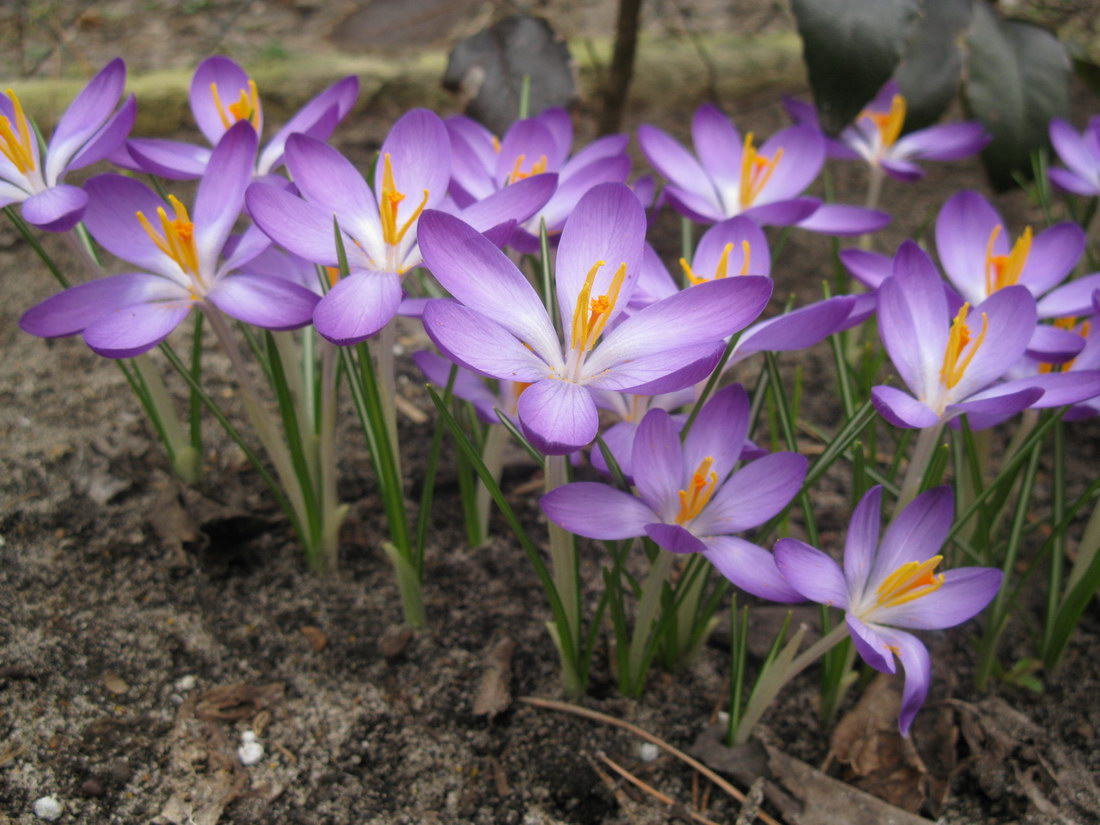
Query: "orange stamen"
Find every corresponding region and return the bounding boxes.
[508,153,548,184]
[210,79,261,131]
[675,457,719,524]
[874,555,944,610]
[939,303,988,390]
[570,260,628,352]
[136,194,200,279]
[983,224,1032,295]
[863,94,906,148]
[0,89,36,174]
[379,153,430,249]
[739,132,784,208]
[1040,318,1090,373]
[679,240,751,285]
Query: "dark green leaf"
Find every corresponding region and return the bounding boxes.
[894,0,973,130]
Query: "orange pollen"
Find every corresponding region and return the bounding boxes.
[379,152,430,250]
[0,89,36,174]
[491,135,502,153]
[939,302,988,390]
[210,79,261,131]
[325,266,341,287]
[508,153,548,184]
[874,555,945,610]
[679,240,751,285]
[571,260,628,352]
[739,132,783,208]
[675,457,719,524]
[136,194,200,278]
[984,224,1032,295]
[863,94,906,148]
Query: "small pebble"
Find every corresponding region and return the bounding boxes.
[174,675,196,692]
[79,779,104,798]
[717,711,730,725]
[241,730,257,744]
[238,740,264,766]
[33,796,63,820]
[639,743,659,762]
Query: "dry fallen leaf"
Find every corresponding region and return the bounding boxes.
[473,636,515,718]
[300,625,327,652]
[103,672,129,695]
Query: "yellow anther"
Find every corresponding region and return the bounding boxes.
[679,241,751,286]
[939,303,988,390]
[984,224,1032,295]
[210,79,261,131]
[379,153,430,249]
[675,456,719,524]
[570,260,628,352]
[863,94,906,148]
[0,89,36,174]
[136,194,200,278]
[508,153,548,184]
[491,135,502,153]
[874,555,944,610]
[739,132,784,208]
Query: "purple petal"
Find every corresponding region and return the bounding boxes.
[935,190,1004,304]
[458,172,557,232]
[66,94,137,173]
[733,297,857,362]
[1018,223,1085,297]
[637,124,716,204]
[560,134,629,179]
[125,137,212,179]
[284,134,378,233]
[945,386,1044,429]
[1027,324,1086,362]
[411,350,498,420]
[879,157,926,182]
[840,248,893,290]
[375,108,451,215]
[82,174,180,276]
[517,378,599,455]
[692,104,741,185]
[537,108,573,166]
[191,56,256,146]
[875,567,1002,630]
[663,185,726,224]
[683,383,749,486]
[83,301,192,358]
[207,274,319,330]
[871,385,940,429]
[589,419,639,480]
[19,273,180,338]
[20,184,87,232]
[869,627,930,736]
[222,223,272,274]
[258,74,359,174]
[692,216,769,279]
[630,408,684,517]
[843,486,883,598]
[774,538,849,607]
[705,536,805,602]
[892,122,989,161]
[194,121,258,275]
[1005,371,1100,408]
[950,286,1037,400]
[1049,118,1100,182]
[753,126,824,203]
[741,196,820,226]
[246,182,342,266]
[696,452,807,534]
[846,615,896,674]
[645,523,708,555]
[631,244,678,306]
[869,486,952,590]
[1037,272,1100,318]
[608,345,725,395]
[46,57,126,180]
[1048,167,1100,197]
[418,210,561,363]
[541,482,657,539]
[422,300,551,382]
[313,269,402,344]
[877,241,948,397]
[495,119,559,185]
[797,204,890,236]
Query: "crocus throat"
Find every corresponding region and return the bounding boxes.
[379,153,430,251]
[0,89,36,175]
[571,260,627,353]
[675,456,718,524]
[136,194,201,281]
[939,302,988,390]
[873,555,944,610]
[864,94,906,148]
[508,153,548,184]
[984,225,1032,295]
[679,240,751,285]
[739,132,783,208]
[210,80,261,131]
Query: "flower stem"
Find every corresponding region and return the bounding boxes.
[896,424,943,512]
[474,424,508,545]
[857,165,884,251]
[545,453,583,694]
[625,549,673,695]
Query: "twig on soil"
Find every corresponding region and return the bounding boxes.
[587,754,645,824]
[520,696,786,825]
[596,751,723,825]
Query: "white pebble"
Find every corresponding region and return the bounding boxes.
[241,730,257,743]
[717,711,730,725]
[639,743,659,762]
[33,796,63,821]
[238,741,264,766]
[174,675,196,692]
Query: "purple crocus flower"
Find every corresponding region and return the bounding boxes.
[541,384,807,601]
[871,241,1046,430]
[412,349,528,424]
[247,109,556,344]
[935,191,1100,360]
[19,122,318,357]
[637,103,888,234]
[446,109,631,251]
[419,183,773,454]
[1048,117,1100,197]
[118,55,358,180]
[786,82,989,182]
[0,58,135,232]
[775,486,1002,735]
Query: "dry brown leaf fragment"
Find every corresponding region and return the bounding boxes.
[473,636,515,718]
[300,625,327,652]
[103,672,129,695]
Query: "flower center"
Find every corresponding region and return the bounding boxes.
[679,240,751,285]
[0,89,36,175]
[570,260,627,353]
[739,132,784,208]
[873,555,944,610]
[939,302,988,390]
[863,93,906,148]
[1040,317,1090,374]
[379,152,430,252]
[210,79,262,131]
[675,456,718,524]
[984,224,1032,295]
[507,153,548,184]
[136,194,201,282]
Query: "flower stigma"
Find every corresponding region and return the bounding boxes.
[675,456,718,524]
[863,94,906,149]
[210,79,262,131]
[570,260,627,353]
[679,240,751,285]
[379,153,430,252]
[0,89,36,174]
[983,224,1032,295]
[739,133,783,208]
[136,195,201,282]
[871,555,945,611]
[938,302,988,391]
